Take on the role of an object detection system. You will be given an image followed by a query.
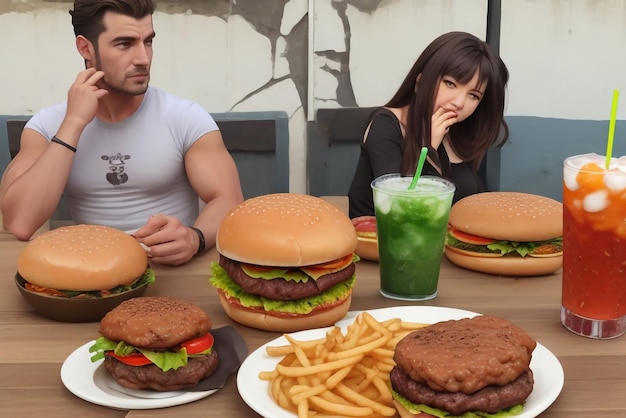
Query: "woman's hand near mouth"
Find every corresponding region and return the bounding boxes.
[431,106,457,148]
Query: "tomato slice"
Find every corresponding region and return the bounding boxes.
[309,253,353,270]
[106,334,214,366]
[107,352,152,366]
[448,225,496,245]
[180,333,214,355]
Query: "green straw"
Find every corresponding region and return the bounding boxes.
[606,89,619,169]
[408,147,429,190]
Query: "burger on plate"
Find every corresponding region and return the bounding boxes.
[391,315,537,417]
[209,193,357,332]
[444,192,563,276]
[89,296,218,391]
[17,224,155,298]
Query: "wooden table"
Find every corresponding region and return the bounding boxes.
[2,201,626,417]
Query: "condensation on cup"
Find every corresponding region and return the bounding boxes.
[561,153,626,339]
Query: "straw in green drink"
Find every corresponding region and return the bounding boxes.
[408,147,429,190]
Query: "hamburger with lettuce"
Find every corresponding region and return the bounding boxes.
[444,192,563,276]
[210,193,357,332]
[89,297,218,391]
[17,224,155,298]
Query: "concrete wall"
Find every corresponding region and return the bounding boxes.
[1,0,625,201]
[499,0,626,200]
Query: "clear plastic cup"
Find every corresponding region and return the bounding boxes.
[371,174,455,300]
[561,153,626,338]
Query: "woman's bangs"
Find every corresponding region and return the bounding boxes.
[445,52,491,90]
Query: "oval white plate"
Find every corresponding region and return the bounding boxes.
[61,341,217,410]
[237,306,564,418]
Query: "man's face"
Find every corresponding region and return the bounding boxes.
[92,11,155,96]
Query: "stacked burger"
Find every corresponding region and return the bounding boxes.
[89,297,218,391]
[210,193,357,332]
[391,315,537,417]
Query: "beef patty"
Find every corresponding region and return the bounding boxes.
[219,254,355,300]
[390,367,534,415]
[394,315,537,394]
[105,350,219,391]
[99,297,212,349]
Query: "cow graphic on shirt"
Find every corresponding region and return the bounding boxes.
[101,153,130,187]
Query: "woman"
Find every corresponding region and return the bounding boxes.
[348,31,509,218]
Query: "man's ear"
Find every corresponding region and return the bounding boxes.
[76,35,95,68]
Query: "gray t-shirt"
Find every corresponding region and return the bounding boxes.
[25,86,219,231]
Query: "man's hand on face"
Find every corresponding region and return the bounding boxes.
[131,214,200,266]
[65,68,109,129]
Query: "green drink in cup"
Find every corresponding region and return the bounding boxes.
[371,174,455,300]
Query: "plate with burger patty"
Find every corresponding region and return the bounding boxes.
[238,306,564,418]
[61,297,248,409]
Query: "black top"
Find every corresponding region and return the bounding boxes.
[348,108,484,218]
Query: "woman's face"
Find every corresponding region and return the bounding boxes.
[433,70,485,122]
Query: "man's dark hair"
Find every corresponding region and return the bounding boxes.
[70,0,156,44]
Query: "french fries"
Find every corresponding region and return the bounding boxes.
[258,312,428,418]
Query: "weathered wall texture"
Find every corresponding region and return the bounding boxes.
[1,0,625,200]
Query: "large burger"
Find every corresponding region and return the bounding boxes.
[391,315,537,417]
[445,192,563,276]
[209,193,357,332]
[17,224,154,297]
[89,296,218,391]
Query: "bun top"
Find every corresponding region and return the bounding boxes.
[217,193,357,266]
[17,224,148,291]
[99,297,211,348]
[448,192,562,242]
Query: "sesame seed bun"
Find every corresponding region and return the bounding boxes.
[17,224,148,291]
[445,247,563,276]
[216,290,352,333]
[212,193,357,332]
[216,193,357,266]
[448,192,562,242]
[445,192,563,276]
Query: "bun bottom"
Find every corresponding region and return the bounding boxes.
[217,291,352,332]
[356,236,379,261]
[445,247,562,276]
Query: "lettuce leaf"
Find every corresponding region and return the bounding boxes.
[209,262,355,315]
[59,267,156,298]
[393,390,524,418]
[88,335,200,372]
[447,234,562,257]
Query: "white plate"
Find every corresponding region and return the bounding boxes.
[61,341,217,410]
[237,306,564,418]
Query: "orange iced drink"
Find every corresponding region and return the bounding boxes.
[561,153,626,338]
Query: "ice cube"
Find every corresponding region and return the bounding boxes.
[374,193,392,214]
[604,172,626,192]
[563,168,580,191]
[583,190,609,212]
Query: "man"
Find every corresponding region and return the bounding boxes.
[0,0,244,265]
